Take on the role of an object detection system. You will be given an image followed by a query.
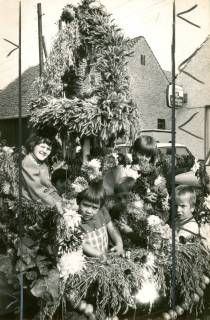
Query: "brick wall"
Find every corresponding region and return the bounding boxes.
[127,37,171,132]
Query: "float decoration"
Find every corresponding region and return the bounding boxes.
[29,0,140,146]
[1,147,210,319]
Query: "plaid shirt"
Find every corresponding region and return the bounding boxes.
[81,207,111,254]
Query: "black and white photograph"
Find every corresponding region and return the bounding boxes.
[0,0,210,319]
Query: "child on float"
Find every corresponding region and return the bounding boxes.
[131,135,162,203]
[22,133,62,208]
[77,179,124,257]
[110,176,146,246]
[103,135,159,196]
[110,176,136,224]
[51,168,70,197]
[175,185,199,241]
[132,135,158,166]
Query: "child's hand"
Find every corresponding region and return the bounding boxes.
[55,201,63,215]
[145,192,157,203]
[110,245,124,256]
[118,222,133,234]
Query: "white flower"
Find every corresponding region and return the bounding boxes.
[161,224,171,239]
[71,177,88,194]
[2,146,14,154]
[58,250,86,279]
[76,145,81,153]
[146,252,156,267]
[63,199,81,230]
[192,158,200,174]
[89,1,101,9]
[133,200,144,209]
[135,280,159,305]
[204,195,210,210]
[112,153,119,163]
[154,175,165,187]
[161,193,170,210]
[147,215,163,226]
[88,158,101,170]
[126,153,133,163]
[123,166,139,180]
[81,159,102,180]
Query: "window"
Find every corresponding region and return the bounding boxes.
[157,119,166,129]
[183,93,188,103]
[140,54,146,65]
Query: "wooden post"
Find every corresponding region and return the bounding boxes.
[37,3,44,76]
[18,2,24,318]
[42,35,48,58]
[171,0,176,310]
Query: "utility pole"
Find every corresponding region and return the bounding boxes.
[37,3,44,76]
[171,0,176,310]
[18,3,24,319]
[42,35,48,58]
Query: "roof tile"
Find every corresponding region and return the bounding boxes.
[0,65,39,119]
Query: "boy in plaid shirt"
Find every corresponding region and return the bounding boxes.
[77,179,124,257]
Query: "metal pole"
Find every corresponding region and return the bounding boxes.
[18,2,24,319]
[37,3,44,76]
[171,0,176,310]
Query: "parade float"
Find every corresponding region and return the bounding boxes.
[1,1,210,319]
[1,145,210,320]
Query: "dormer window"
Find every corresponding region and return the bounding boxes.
[141,54,146,65]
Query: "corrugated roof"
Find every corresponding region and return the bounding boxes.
[0,65,39,119]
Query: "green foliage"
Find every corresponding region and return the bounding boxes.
[162,239,210,312]
[0,148,24,199]
[30,0,140,144]
[66,253,144,319]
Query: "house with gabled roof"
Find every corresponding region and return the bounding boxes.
[176,35,210,159]
[0,65,38,146]
[0,37,172,146]
[127,36,171,134]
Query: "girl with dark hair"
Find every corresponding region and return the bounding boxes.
[132,135,158,165]
[22,133,62,207]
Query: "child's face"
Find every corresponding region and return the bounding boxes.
[116,192,129,205]
[79,200,100,221]
[55,179,66,195]
[176,194,194,221]
[132,151,151,164]
[33,143,51,161]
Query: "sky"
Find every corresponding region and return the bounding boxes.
[0,0,209,89]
